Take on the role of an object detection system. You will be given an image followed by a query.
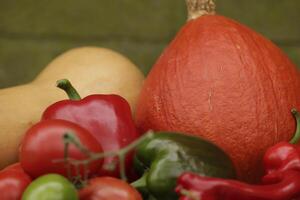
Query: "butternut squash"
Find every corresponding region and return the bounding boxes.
[0,47,145,169]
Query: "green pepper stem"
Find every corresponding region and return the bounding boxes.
[56,79,81,100]
[289,108,300,144]
[60,131,155,182]
[180,189,200,200]
[131,172,148,188]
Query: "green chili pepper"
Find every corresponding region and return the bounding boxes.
[131,132,236,200]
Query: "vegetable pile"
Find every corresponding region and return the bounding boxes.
[1,0,300,199]
[0,78,236,200]
[136,0,300,182]
[0,47,144,170]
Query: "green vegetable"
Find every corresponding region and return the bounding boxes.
[22,174,78,200]
[131,132,236,200]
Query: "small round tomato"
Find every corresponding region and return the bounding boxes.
[0,163,31,200]
[22,174,78,200]
[79,177,142,200]
[3,162,24,171]
[19,119,103,179]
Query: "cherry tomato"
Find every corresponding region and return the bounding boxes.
[0,163,31,200]
[4,162,24,171]
[79,177,142,200]
[19,119,103,179]
[22,174,78,200]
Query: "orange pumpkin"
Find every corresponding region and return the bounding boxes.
[135,0,300,182]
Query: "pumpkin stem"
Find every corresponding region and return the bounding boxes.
[185,0,216,21]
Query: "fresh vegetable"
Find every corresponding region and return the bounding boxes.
[176,170,300,200]
[175,109,300,200]
[19,119,103,179]
[263,142,300,177]
[22,174,78,200]
[60,131,155,184]
[135,0,300,182]
[0,47,144,169]
[131,132,236,200]
[79,177,142,200]
[0,163,31,200]
[42,79,140,177]
[3,162,26,171]
[263,109,300,177]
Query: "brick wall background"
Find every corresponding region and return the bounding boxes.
[0,0,299,88]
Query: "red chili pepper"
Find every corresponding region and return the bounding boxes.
[176,170,300,200]
[262,142,300,182]
[176,109,300,200]
[262,109,300,182]
[41,79,140,177]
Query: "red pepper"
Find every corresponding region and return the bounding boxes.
[176,170,300,200]
[176,109,300,200]
[262,109,300,182]
[262,142,300,182]
[41,79,140,177]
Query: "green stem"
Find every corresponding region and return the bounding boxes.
[62,131,155,181]
[290,108,300,144]
[131,172,151,199]
[63,133,93,156]
[56,79,81,100]
[131,172,148,188]
[63,139,72,180]
[180,189,201,200]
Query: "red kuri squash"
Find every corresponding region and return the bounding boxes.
[135,0,300,182]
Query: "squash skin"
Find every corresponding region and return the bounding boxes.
[135,15,300,182]
[0,47,144,169]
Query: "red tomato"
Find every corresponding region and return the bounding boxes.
[3,162,24,171]
[19,119,103,179]
[79,177,142,200]
[0,163,31,200]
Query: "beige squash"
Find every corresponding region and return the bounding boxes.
[0,47,145,169]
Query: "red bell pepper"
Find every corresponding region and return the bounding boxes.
[176,109,300,200]
[41,79,140,177]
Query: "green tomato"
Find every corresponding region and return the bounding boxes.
[22,174,78,200]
